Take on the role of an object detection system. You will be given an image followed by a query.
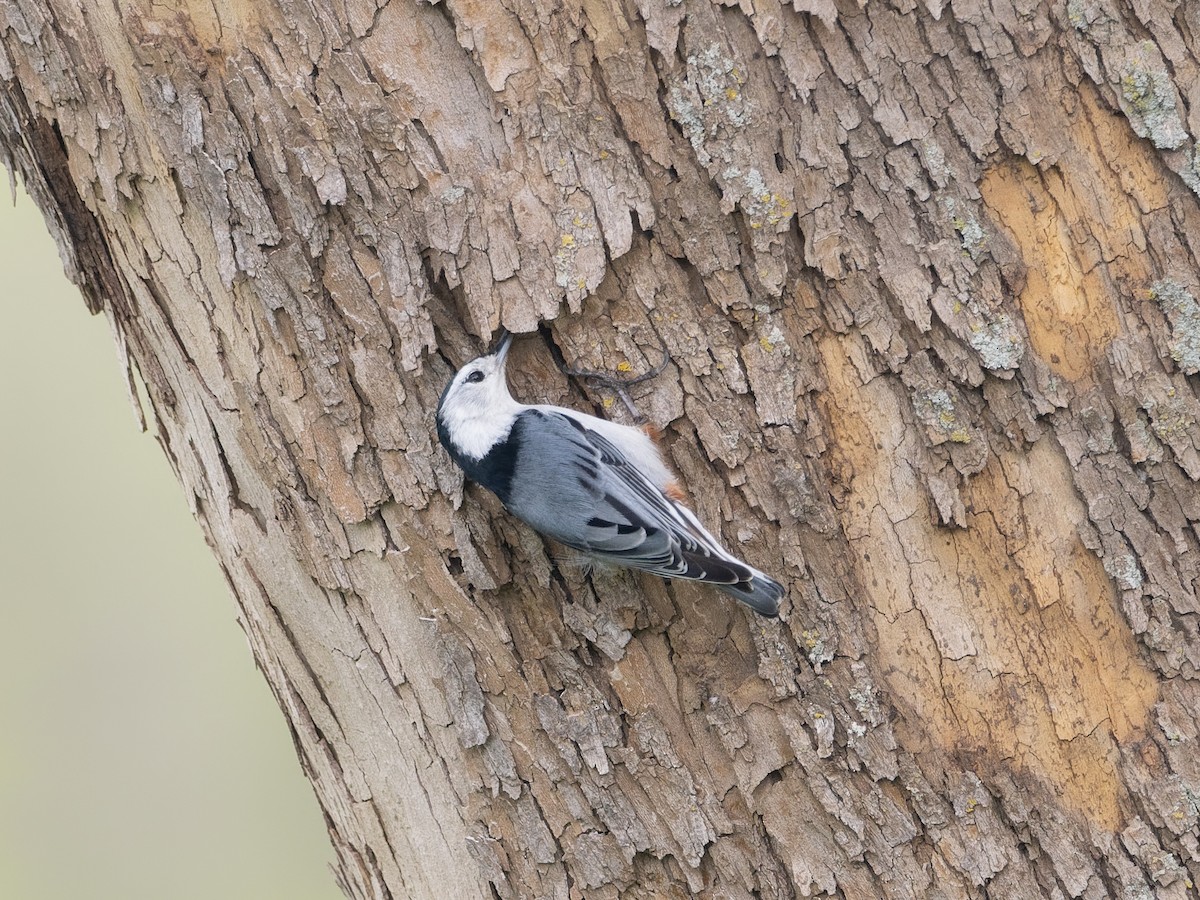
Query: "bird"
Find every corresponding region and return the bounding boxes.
[435,331,784,617]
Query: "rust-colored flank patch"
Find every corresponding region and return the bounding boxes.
[663,481,687,502]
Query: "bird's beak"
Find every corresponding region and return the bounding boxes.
[492,329,513,367]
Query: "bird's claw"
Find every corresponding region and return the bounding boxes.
[559,329,670,424]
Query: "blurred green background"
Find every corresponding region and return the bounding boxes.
[0,176,342,899]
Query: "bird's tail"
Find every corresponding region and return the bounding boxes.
[718,571,784,618]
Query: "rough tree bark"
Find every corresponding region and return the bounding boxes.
[3,1,1199,897]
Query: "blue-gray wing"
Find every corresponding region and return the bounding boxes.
[504,409,754,585]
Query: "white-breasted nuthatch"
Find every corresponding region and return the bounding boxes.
[436,332,784,617]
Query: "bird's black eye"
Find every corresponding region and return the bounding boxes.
[465,370,484,384]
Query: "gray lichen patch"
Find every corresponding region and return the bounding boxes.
[1066,0,1091,30]
[722,165,792,229]
[1143,393,1196,444]
[919,137,951,188]
[941,197,987,259]
[1066,0,1116,35]
[949,294,1025,372]
[1118,42,1188,151]
[1133,381,1200,478]
[665,42,793,237]
[800,629,832,670]
[1149,279,1200,374]
[1103,554,1144,591]
[666,43,752,168]
[968,312,1025,371]
[1179,148,1200,199]
[912,388,973,445]
[955,215,987,259]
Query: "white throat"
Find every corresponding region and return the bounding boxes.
[441,390,523,460]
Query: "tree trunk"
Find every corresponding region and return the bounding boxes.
[4,1,1199,897]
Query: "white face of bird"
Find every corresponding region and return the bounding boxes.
[437,332,521,459]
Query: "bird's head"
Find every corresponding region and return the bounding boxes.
[436,331,520,461]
